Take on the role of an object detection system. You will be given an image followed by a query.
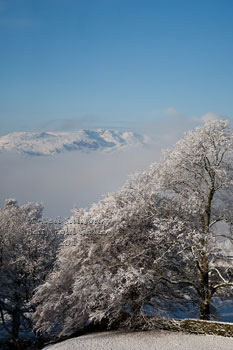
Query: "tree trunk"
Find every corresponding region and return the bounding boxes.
[200,298,210,320]
[199,255,210,320]
[11,308,20,342]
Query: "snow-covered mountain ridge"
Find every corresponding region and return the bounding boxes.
[0,129,148,156]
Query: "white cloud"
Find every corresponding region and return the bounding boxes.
[191,112,231,124]
[201,112,223,123]
[163,107,181,117]
[152,107,181,118]
[0,145,163,219]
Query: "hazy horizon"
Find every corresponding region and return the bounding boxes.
[0,115,224,218]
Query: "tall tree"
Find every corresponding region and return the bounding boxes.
[32,173,182,337]
[0,199,60,348]
[150,119,233,319]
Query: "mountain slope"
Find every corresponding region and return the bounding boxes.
[0,129,147,156]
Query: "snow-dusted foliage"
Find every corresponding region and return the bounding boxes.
[32,120,233,337]
[149,119,233,319]
[0,199,60,346]
[32,172,183,336]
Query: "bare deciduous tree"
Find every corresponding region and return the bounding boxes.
[32,173,182,337]
[151,119,233,319]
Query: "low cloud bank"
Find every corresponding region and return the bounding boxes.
[1,116,231,218]
[0,144,162,219]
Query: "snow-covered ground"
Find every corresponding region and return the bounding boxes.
[43,330,233,350]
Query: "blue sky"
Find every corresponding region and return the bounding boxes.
[1,0,233,135]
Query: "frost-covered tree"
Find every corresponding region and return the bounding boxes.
[149,119,233,320]
[32,119,233,339]
[0,199,60,347]
[32,173,183,337]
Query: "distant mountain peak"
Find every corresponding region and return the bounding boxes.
[0,129,148,156]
